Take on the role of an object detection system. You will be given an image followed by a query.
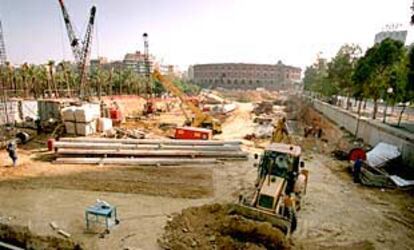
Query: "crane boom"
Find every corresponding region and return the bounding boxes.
[152,70,222,133]
[58,0,81,62]
[57,0,96,97]
[79,6,96,97]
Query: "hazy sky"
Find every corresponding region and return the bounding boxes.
[0,0,413,70]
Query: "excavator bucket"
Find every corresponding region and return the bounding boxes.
[228,203,291,234]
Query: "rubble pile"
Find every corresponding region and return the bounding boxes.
[159,203,289,250]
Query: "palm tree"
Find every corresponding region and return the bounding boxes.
[47,60,58,98]
[57,61,73,97]
[21,63,30,98]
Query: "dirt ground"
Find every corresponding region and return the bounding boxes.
[0,93,413,249]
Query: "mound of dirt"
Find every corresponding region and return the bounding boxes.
[158,203,289,250]
[0,223,83,250]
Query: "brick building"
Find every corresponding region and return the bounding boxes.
[191,61,301,89]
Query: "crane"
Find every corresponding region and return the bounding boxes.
[152,69,222,134]
[143,33,154,114]
[57,0,96,97]
[0,20,7,65]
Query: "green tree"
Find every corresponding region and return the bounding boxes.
[327,44,361,109]
[399,46,414,126]
[361,39,405,119]
[303,57,331,97]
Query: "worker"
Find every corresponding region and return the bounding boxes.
[6,141,17,167]
[35,118,41,135]
[272,117,290,143]
[353,158,363,183]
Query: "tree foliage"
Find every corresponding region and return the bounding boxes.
[306,38,412,122]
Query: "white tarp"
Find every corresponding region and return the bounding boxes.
[366,142,401,168]
[97,118,112,132]
[76,120,96,136]
[61,107,77,122]
[0,101,18,125]
[389,175,414,187]
[20,100,38,121]
[74,103,100,122]
[64,121,76,135]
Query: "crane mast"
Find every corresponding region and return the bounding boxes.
[0,20,7,65]
[143,33,152,99]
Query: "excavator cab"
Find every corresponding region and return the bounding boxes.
[199,119,222,134]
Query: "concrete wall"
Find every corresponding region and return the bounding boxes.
[310,98,414,166]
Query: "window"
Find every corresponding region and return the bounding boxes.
[258,194,274,209]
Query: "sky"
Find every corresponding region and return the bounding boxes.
[0,0,413,71]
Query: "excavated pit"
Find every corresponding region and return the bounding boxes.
[158,203,289,250]
[0,223,84,250]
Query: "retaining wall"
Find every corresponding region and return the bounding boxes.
[310,98,414,166]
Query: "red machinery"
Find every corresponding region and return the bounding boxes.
[174,127,212,140]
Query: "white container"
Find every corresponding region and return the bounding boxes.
[61,107,77,122]
[76,120,97,136]
[97,118,112,132]
[64,121,76,135]
[75,103,100,122]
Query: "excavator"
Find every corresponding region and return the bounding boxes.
[233,117,308,234]
[151,70,222,134]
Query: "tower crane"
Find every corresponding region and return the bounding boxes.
[57,0,96,98]
[143,33,154,114]
[0,20,7,65]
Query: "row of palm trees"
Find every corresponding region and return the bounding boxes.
[0,61,151,99]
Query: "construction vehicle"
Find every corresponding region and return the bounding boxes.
[233,143,308,234]
[152,70,222,134]
[271,117,290,143]
[58,0,96,98]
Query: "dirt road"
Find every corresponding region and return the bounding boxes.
[293,154,414,250]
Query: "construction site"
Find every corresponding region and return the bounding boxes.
[1,1,414,250]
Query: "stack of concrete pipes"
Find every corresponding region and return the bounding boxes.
[53,137,248,166]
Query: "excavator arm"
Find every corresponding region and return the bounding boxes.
[152,70,209,127]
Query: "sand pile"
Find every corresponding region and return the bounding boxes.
[158,203,289,250]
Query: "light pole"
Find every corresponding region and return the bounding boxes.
[383,87,393,123]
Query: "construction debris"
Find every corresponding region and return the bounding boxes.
[253,101,274,115]
[114,127,145,139]
[159,203,289,250]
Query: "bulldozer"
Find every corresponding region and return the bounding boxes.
[233,142,308,234]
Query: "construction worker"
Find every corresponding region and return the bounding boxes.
[6,141,17,167]
[35,118,41,135]
[271,117,290,143]
[353,158,363,183]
